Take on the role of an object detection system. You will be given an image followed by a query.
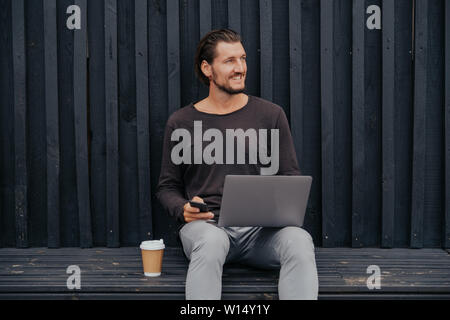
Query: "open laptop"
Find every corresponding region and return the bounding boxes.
[218,175,312,227]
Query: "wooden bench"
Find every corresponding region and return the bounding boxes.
[1,247,450,300]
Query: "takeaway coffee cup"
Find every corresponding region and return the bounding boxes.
[140,239,165,277]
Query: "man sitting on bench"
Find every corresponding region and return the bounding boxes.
[156,29,318,300]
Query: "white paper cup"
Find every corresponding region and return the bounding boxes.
[140,239,165,277]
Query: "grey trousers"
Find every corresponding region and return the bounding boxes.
[179,220,319,300]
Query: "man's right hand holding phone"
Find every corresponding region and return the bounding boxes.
[183,196,214,223]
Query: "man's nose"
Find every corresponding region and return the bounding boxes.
[234,60,245,73]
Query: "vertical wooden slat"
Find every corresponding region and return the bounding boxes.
[167,0,180,116]
[199,0,212,37]
[73,0,92,248]
[0,0,13,248]
[259,0,272,101]
[228,0,241,33]
[25,0,46,247]
[135,0,152,241]
[393,0,414,248]
[198,0,212,100]
[43,0,60,248]
[117,0,139,245]
[289,0,303,167]
[88,0,107,246]
[296,0,322,245]
[320,0,335,247]
[12,0,28,248]
[240,0,259,96]
[352,0,365,248]
[381,0,396,248]
[148,0,174,243]
[58,0,78,246]
[411,0,428,249]
[105,0,120,247]
[423,1,444,248]
[445,0,450,249]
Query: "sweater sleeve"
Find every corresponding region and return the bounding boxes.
[155,123,187,223]
[275,107,302,176]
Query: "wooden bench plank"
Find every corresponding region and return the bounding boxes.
[0,247,449,300]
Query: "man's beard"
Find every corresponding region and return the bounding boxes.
[211,70,246,95]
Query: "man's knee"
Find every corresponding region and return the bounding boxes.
[278,227,315,262]
[181,221,230,261]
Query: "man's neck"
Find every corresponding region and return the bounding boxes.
[196,91,248,115]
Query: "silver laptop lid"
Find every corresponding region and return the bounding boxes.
[218,175,312,227]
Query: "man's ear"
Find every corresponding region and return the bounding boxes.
[201,60,212,80]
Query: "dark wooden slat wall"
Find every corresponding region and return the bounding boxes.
[320,0,335,248]
[105,0,120,247]
[11,0,28,248]
[199,0,212,37]
[240,0,260,98]
[73,0,92,248]
[259,0,272,101]
[228,0,241,34]
[424,1,444,248]
[411,0,445,248]
[296,0,322,245]
[289,0,303,175]
[0,0,15,248]
[57,0,79,247]
[352,0,382,248]
[117,0,139,246]
[0,0,448,249]
[135,0,153,242]
[411,0,427,249]
[88,0,107,247]
[199,0,212,100]
[446,0,450,249]
[211,0,227,31]
[179,0,201,108]
[289,0,322,242]
[43,0,60,248]
[365,0,382,248]
[272,0,290,118]
[334,0,353,247]
[26,0,46,247]
[166,0,180,116]
[148,0,173,242]
[381,0,395,248]
[321,0,353,247]
[393,0,414,248]
[352,0,365,248]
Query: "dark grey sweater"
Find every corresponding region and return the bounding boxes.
[156,95,301,223]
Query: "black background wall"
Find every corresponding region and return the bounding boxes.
[0,0,449,248]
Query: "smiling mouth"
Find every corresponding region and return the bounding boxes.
[231,74,244,81]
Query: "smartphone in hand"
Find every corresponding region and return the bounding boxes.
[189,200,209,213]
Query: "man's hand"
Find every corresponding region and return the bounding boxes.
[183,196,214,223]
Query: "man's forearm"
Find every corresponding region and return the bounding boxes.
[156,188,187,223]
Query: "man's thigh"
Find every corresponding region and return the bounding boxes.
[237,226,314,269]
[179,220,231,260]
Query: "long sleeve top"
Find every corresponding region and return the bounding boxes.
[156,95,301,223]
